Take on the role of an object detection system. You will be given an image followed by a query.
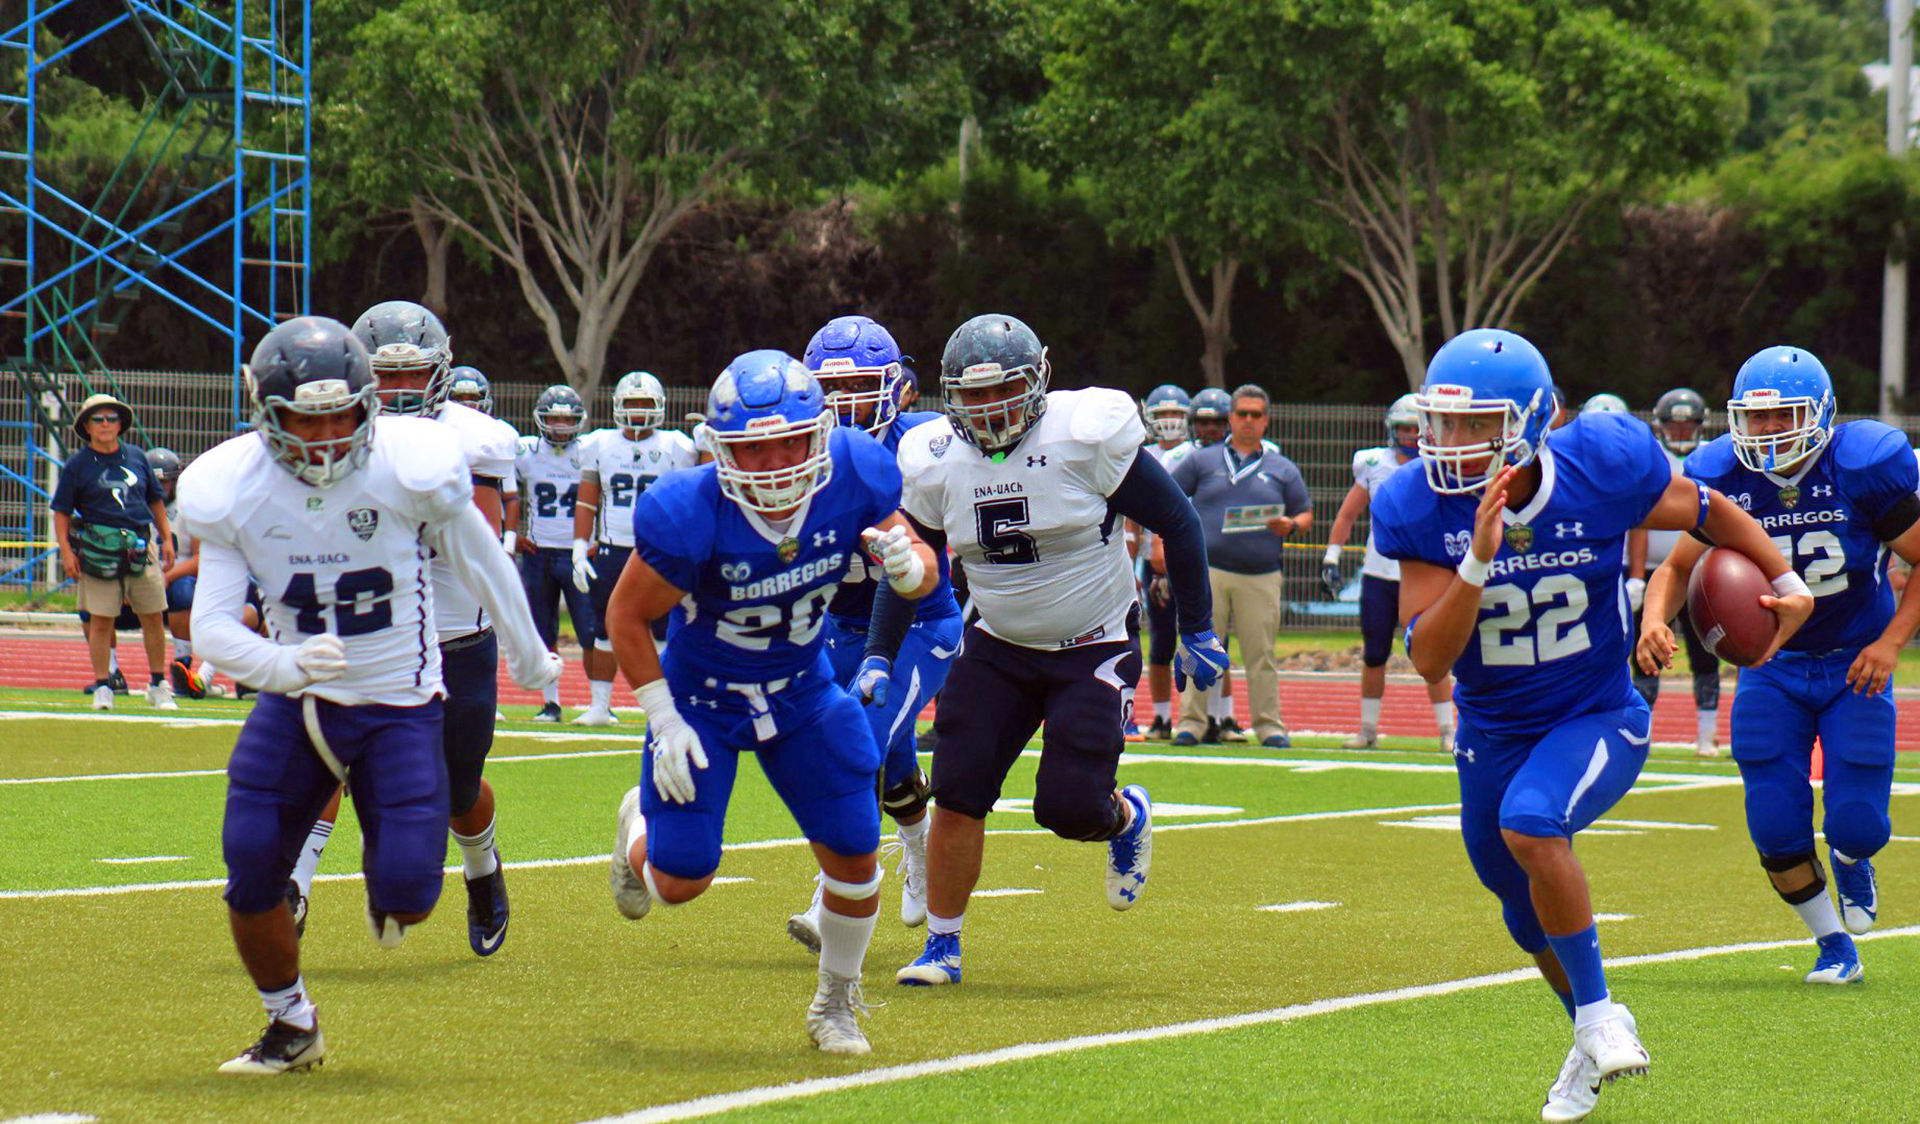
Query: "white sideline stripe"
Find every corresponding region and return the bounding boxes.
[0,801,1470,901]
[95,855,187,865]
[1594,913,1638,922]
[0,1114,99,1124]
[1257,900,1339,913]
[574,926,1920,1124]
[971,888,1043,898]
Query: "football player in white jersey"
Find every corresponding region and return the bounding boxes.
[286,302,527,956]
[569,371,697,725]
[516,385,594,721]
[185,317,559,1074]
[1130,385,1193,740]
[872,314,1230,987]
[1320,394,1456,750]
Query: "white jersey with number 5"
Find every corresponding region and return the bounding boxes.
[896,388,1145,650]
[579,427,697,547]
[433,400,520,640]
[178,416,472,706]
[515,436,585,548]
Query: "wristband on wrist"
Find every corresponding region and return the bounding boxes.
[1771,570,1811,600]
[1323,544,1342,566]
[1457,553,1491,587]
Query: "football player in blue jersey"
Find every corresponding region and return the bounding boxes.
[602,349,940,1056]
[1640,346,1920,988]
[784,315,963,952]
[1372,329,1811,1123]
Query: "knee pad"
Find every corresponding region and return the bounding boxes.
[367,907,414,949]
[882,767,931,822]
[821,868,883,901]
[1032,786,1125,842]
[1824,802,1891,860]
[1693,671,1719,712]
[1759,849,1826,905]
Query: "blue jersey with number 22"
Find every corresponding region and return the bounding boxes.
[632,426,903,685]
[1371,413,1673,739]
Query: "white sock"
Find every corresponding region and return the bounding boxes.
[927,910,964,936]
[817,905,880,978]
[174,638,192,661]
[640,862,680,907]
[542,681,560,706]
[590,679,612,710]
[1833,849,1858,866]
[201,662,223,683]
[452,817,499,879]
[1209,685,1232,721]
[1433,701,1454,738]
[1572,997,1617,1030]
[1697,710,1717,747]
[258,976,317,1031]
[291,820,332,897]
[109,649,120,674]
[1792,892,1843,940]
[1152,701,1170,721]
[1360,697,1382,738]
[896,815,929,842]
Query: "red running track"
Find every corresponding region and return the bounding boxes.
[8,629,1918,749]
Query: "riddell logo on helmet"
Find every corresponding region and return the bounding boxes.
[743,416,788,432]
[818,358,857,372]
[1742,389,1781,402]
[1425,384,1472,402]
[963,363,1005,378]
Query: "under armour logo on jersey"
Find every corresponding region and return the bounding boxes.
[1811,485,1834,498]
[812,530,837,548]
[1554,522,1584,539]
[720,561,752,582]
[347,508,380,542]
[1451,743,1476,765]
[1027,455,1047,468]
[1443,530,1471,559]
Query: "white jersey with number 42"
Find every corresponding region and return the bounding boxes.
[178,416,472,706]
[897,388,1145,650]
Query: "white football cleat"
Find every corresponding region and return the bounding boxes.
[787,874,823,953]
[218,1019,324,1074]
[145,679,178,710]
[1573,1003,1648,1084]
[609,786,651,920]
[806,968,874,1055]
[1541,1044,1601,1123]
[572,702,618,726]
[92,684,114,710]
[887,832,929,928]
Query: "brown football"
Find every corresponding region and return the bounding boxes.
[1686,547,1779,668]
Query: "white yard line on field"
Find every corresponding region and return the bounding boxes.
[570,926,1920,1124]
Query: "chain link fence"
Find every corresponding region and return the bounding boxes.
[9,370,1920,633]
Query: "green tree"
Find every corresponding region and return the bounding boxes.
[324,0,932,393]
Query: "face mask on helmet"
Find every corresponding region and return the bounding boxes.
[1728,391,1831,473]
[815,358,904,435]
[615,394,665,432]
[258,383,379,489]
[707,360,836,515]
[1414,384,1551,495]
[1145,403,1190,443]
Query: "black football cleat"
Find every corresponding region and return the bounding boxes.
[285,879,308,939]
[219,1019,324,1074]
[465,856,509,957]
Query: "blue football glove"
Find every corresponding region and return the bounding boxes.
[1173,630,1230,693]
[854,655,892,708]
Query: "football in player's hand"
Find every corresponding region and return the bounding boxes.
[1687,547,1778,667]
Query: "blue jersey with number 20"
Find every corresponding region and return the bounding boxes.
[632,426,903,684]
[1372,413,1673,739]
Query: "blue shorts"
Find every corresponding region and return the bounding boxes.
[166,575,197,615]
[521,546,598,650]
[1730,649,1895,860]
[222,694,448,915]
[641,654,882,879]
[825,610,963,790]
[1359,575,1400,667]
[1455,685,1652,952]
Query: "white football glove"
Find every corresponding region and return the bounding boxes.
[637,678,708,804]
[571,538,597,593]
[294,633,348,683]
[502,529,518,556]
[509,650,565,692]
[862,524,925,595]
[1625,577,1646,613]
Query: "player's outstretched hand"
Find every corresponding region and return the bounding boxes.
[1471,465,1516,563]
[570,539,597,594]
[1755,582,1814,665]
[854,655,891,708]
[1174,630,1231,693]
[511,650,565,692]
[637,679,708,804]
[862,525,925,594]
[1847,637,1900,696]
[294,633,348,683]
[1319,563,1343,600]
[1634,619,1676,675]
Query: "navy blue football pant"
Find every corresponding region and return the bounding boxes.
[1730,649,1894,861]
[222,693,448,916]
[929,624,1141,842]
[641,652,882,880]
[1454,685,1652,953]
[823,609,963,791]
[585,542,664,646]
[521,545,598,650]
[1143,577,1178,667]
[1359,575,1400,667]
[440,630,498,819]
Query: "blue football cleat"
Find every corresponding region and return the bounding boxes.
[895,931,961,986]
[1105,784,1153,910]
[1805,931,1863,985]
[1172,731,1200,746]
[465,852,509,957]
[1830,849,1877,935]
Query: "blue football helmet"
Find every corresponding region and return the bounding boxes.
[247,316,380,488]
[533,384,587,445]
[447,366,493,415]
[352,300,453,417]
[1189,388,1231,446]
[1414,328,1555,494]
[1728,346,1834,473]
[707,349,835,513]
[1142,384,1192,443]
[1386,393,1420,455]
[805,315,906,436]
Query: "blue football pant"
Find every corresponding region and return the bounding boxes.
[1454,690,1653,953]
[823,611,963,791]
[520,545,598,650]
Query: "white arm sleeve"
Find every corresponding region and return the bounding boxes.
[189,540,310,694]
[434,503,552,684]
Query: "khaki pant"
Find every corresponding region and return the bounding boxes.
[77,540,165,617]
[1177,567,1285,742]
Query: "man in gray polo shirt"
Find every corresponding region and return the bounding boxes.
[1166,385,1312,747]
